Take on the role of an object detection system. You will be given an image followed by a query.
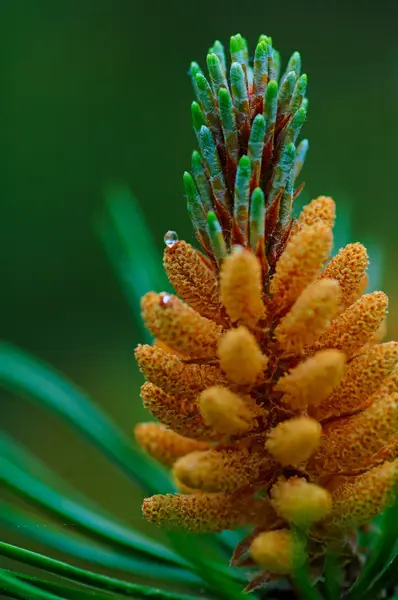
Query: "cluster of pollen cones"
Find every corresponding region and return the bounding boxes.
[133,33,398,592]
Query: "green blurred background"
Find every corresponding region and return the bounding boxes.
[2,0,398,533]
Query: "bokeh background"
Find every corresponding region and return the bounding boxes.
[2,0,398,538]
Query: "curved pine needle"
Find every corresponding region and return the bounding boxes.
[0,544,203,600]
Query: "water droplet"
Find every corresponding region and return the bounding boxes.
[159,293,172,307]
[164,230,179,247]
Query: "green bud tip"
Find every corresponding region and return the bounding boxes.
[298,139,309,153]
[191,101,205,129]
[207,211,219,228]
[284,143,296,160]
[298,73,308,87]
[206,52,220,69]
[253,113,265,127]
[238,154,251,172]
[230,61,245,81]
[256,40,269,54]
[258,34,272,45]
[230,33,245,54]
[189,62,202,77]
[183,171,196,194]
[192,150,201,163]
[251,187,265,205]
[293,106,307,123]
[285,71,297,85]
[218,87,230,101]
[195,73,209,91]
[266,80,278,99]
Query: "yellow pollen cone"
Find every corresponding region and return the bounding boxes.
[270,477,332,527]
[265,417,321,466]
[251,529,305,574]
[218,326,268,386]
[220,248,266,328]
[199,385,259,435]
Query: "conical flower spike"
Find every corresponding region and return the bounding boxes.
[220,248,266,327]
[135,33,397,592]
[270,477,332,527]
[265,417,321,466]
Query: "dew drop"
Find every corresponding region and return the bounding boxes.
[164,230,179,247]
[159,293,172,307]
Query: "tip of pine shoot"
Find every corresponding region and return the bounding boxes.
[253,113,265,126]
[258,34,272,45]
[183,171,196,194]
[206,53,219,68]
[298,73,308,87]
[252,187,265,202]
[191,101,205,131]
[266,80,278,99]
[230,33,245,53]
[238,155,251,171]
[195,72,208,91]
[212,40,224,51]
[285,143,297,159]
[189,61,202,77]
[207,210,217,224]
